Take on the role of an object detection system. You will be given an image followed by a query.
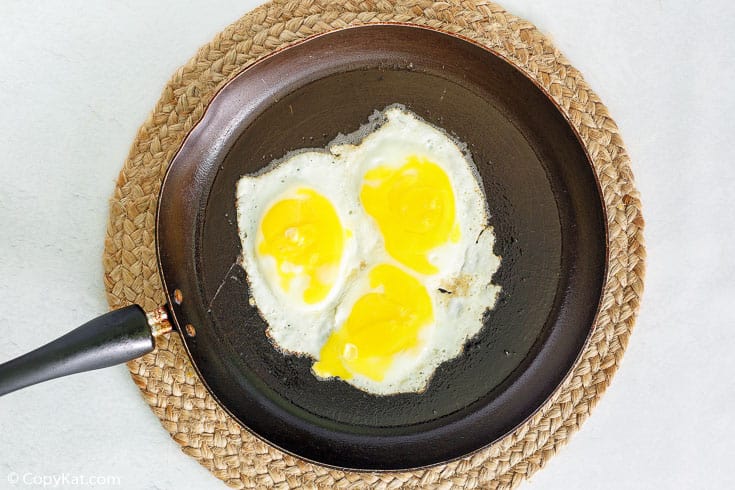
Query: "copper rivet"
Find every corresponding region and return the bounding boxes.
[185,324,196,337]
[173,289,184,305]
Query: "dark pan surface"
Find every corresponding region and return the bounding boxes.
[156,25,607,470]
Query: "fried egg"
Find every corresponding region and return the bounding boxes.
[236,152,361,355]
[236,105,501,395]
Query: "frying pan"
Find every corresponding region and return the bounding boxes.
[0,24,606,470]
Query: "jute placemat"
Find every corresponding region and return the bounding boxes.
[103,1,645,488]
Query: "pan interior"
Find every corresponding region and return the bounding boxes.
[157,25,606,470]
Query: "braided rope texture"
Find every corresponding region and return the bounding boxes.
[102,1,645,488]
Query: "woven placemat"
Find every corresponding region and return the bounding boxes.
[103,1,645,488]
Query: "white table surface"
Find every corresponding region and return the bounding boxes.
[1,1,733,489]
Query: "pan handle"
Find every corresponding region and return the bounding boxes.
[0,305,172,396]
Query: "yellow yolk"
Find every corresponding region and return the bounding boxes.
[257,187,345,304]
[313,264,433,381]
[360,156,460,275]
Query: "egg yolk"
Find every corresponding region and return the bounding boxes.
[360,156,460,275]
[313,264,433,381]
[257,187,345,304]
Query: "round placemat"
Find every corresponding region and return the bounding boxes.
[103,0,645,488]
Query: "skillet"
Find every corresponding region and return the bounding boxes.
[0,24,606,470]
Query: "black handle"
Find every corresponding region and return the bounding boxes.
[0,305,155,396]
